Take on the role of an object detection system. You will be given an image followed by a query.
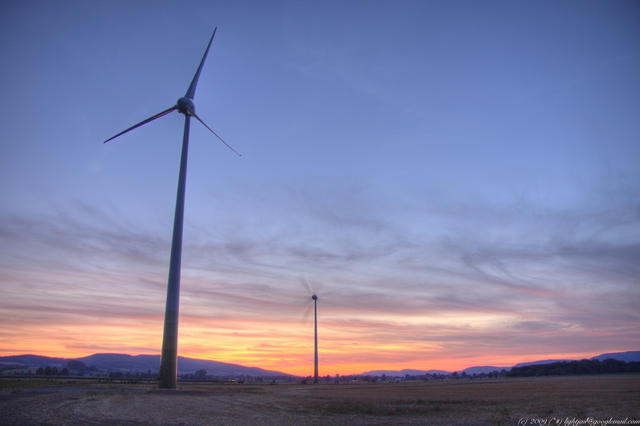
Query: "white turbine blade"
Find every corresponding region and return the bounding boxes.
[192,112,242,157]
[301,302,313,323]
[104,106,176,143]
[299,276,314,295]
[185,27,217,100]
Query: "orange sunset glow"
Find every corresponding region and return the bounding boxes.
[1,260,635,376]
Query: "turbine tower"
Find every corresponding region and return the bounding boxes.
[312,294,319,384]
[103,27,239,389]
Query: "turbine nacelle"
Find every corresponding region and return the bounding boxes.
[312,294,318,301]
[176,97,195,115]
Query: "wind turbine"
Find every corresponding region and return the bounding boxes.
[312,293,319,384]
[103,27,240,389]
[302,278,320,384]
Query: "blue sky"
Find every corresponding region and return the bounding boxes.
[0,0,639,374]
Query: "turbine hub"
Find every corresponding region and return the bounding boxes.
[312,294,317,300]
[176,97,195,115]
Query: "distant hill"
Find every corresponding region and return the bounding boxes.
[423,369,451,375]
[0,355,69,368]
[359,366,507,376]
[462,366,507,375]
[513,351,640,368]
[359,369,450,377]
[0,353,292,377]
[513,359,571,368]
[591,351,640,363]
[357,351,639,377]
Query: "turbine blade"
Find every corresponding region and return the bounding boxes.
[300,277,313,295]
[302,303,313,323]
[192,112,242,157]
[103,106,176,143]
[185,27,217,100]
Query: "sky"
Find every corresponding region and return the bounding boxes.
[0,0,639,376]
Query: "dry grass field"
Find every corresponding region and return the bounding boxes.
[1,375,639,425]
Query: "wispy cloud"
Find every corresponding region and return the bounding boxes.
[0,176,638,374]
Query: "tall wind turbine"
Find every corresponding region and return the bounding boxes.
[103,27,239,389]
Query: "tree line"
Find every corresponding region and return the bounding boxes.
[34,360,98,376]
[507,359,640,377]
[35,366,69,376]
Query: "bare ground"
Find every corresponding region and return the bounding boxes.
[1,375,639,425]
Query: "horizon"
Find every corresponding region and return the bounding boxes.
[3,349,637,377]
[1,2,639,379]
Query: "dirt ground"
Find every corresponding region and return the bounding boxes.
[1,375,639,425]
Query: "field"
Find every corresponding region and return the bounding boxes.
[1,375,639,425]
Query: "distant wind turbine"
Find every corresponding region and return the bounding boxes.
[302,278,320,384]
[312,293,319,384]
[103,27,240,389]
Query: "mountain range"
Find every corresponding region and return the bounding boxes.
[0,353,291,377]
[1,350,638,377]
[358,351,640,376]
